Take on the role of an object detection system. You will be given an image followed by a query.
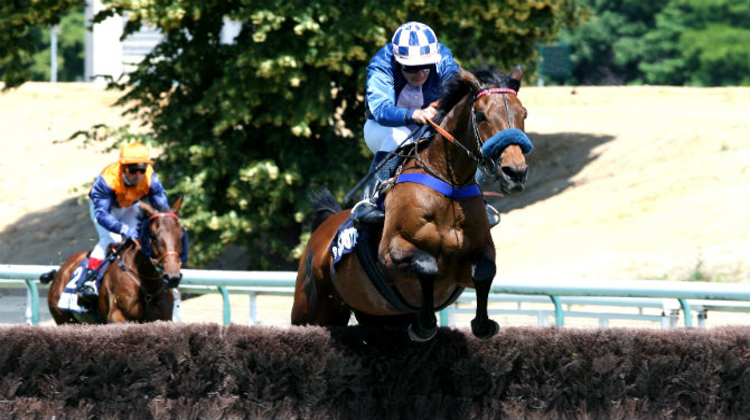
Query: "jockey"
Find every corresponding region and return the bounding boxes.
[350,21,501,228]
[77,142,170,302]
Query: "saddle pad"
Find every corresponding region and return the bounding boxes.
[330,218,359,266]
[57,258,107,314]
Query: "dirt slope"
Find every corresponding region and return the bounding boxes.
[1,83,748,284]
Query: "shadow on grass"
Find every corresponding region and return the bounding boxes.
[480,131,616,212]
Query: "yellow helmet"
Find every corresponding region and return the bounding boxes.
[119,142,153,165]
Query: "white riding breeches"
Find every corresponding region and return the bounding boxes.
[89,200,142,261]
[363,119,415,153]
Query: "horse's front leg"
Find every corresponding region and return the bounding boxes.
[384,237,438,342]
[471,252,499,339]
[408,250,440,342]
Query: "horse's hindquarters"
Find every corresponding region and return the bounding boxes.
[48,251,89,324]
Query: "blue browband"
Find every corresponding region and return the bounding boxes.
[396,173,482,198]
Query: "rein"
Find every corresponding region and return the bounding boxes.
[114,239,170,303]
[117,212,184,303]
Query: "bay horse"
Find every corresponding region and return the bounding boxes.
[40,196,187,324]
[292,66,531,341]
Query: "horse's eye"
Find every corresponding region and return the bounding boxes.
[475,111,487,123]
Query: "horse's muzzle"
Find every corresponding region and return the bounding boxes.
[164,273,183,289]
[500,164,528,194]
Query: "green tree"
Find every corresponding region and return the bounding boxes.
[558,0,665,84]
[559,0,749,86]
[30,9,85,81]
[640,0,750,86]
[3,0,582,268]
[0,0,85,87]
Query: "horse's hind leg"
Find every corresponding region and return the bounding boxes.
[471,253,499,339]
[407,251,439,342]
[292,247,350,326]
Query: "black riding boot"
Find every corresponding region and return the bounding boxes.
[77,267,99,304]
[351,152,399,228]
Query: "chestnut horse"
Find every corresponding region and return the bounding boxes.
[292,67,532,341]
[41,197,187,324]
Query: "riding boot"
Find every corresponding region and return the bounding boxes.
[351,152,398,228]
[77,258,102,304]
[77,269,99,304]
[486,203,501,228]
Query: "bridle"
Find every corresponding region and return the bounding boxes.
[426,87,518,184]
[145,213,183,267]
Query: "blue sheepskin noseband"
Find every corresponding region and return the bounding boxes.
[476,128,533,183]
[481,128,534,160]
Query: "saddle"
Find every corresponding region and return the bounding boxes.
[57,254,112,315]
[57,242,125,315]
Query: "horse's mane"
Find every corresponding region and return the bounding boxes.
[436,68,521,123]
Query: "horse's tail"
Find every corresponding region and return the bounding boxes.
[308,187,342,231]
[39,269,57,284]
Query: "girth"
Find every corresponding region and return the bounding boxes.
[356,227,464,314]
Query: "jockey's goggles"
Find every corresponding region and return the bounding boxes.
[401,64,432,74]
[125,164,147,174]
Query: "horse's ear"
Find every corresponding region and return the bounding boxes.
[170,195,184,215]
[140,201,157,218]
[509,65,523,83]
[459,67,482,92]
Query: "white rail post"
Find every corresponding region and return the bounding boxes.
[172,289,182,322]
[248,292,258,325]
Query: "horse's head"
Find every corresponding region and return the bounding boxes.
[139,195,186,289]
[441,66,531,194]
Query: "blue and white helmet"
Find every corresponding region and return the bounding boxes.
[391,21,441,66]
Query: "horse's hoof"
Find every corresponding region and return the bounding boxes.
[408,324,437,342]
[471,319,499,339]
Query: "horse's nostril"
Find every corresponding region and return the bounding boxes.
[501,165,529,183]
[502,166,519,181]
[163,273,182,288]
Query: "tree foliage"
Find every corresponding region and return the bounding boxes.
[559,0,749,86]
[640,0,750,86]
[3,0,581,268]
[29,9,85,81]
[0,0,85,87]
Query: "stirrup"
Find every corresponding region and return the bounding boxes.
[77,281,99,305]
[486,204,501,228]
[77,268,99,302]
[79,279,98,295]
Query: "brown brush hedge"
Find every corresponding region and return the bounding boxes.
[0,323,747,419]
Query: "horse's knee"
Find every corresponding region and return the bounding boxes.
[472,253,496,284]
[411,252,438,279]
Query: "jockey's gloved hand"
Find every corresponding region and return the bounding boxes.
[120,224,139,240]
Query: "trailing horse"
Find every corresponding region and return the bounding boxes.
[292,67,532,341]
[40,197,187,324]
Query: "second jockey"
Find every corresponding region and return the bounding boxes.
[77,142,171,303]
